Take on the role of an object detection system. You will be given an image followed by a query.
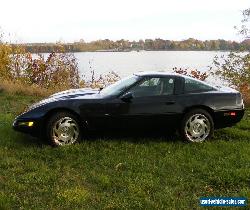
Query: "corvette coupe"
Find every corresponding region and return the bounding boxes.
[13,72,245,146]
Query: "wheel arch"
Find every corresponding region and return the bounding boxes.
[183,105,215,119]
[42,107,86,129]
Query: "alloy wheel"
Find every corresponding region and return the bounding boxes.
[52,117,79,146]
[184,114,211,142]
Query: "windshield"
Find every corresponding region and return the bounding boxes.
[100,75,139,96]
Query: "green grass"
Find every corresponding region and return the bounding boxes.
[0,92,249,209]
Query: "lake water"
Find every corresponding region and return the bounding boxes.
[74,51,229,84]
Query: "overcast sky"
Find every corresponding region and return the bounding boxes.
[0,0,249,43]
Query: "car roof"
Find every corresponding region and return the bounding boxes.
[134,71,180,77]
[133,71,217,89]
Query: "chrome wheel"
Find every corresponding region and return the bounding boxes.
[185,114,210,142]
[52,117,79,146]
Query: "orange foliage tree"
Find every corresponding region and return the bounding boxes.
[173,67,208,81]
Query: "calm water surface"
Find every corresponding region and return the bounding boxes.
[74,51,229,84]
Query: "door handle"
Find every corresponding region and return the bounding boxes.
[165,101,175,105]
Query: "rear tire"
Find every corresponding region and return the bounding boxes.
[180,109,214,142]
[46,111,82,146]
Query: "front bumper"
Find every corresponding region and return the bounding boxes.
[13,118,42,137]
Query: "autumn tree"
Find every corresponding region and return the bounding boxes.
[213,8,250,104]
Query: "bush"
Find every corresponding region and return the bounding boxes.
[213,53,250,105]
[82,70,121,88]
[0,42,80,90]
[212,8,250,106]
[173,67,208,81]
[0,43,13,79]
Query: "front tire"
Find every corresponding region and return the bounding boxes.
[180,109,214,142]
[46,112,82,146]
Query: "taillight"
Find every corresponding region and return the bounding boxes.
[230,112,236,116]
[224,112,237,116]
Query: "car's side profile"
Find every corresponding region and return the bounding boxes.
[13,72,245,146]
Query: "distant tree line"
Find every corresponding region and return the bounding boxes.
[17,38,250,53]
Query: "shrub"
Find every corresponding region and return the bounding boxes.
[0,42,80,90]
[213,53,250,105]
[82,70,121,88]
[212,8,250,106]
[24,51,80,89]
[173,67,208,81]
[0,43,13,79]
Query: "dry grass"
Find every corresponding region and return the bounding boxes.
[0,80,53,97]
[0,80,96,98]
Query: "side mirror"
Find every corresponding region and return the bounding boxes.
[121,92,133,102]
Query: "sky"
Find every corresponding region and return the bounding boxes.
[0,0,249,43]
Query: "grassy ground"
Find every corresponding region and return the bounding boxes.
[0,92,249,209]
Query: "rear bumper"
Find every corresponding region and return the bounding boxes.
[213,109,245,129]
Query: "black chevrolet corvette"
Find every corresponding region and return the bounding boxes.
[13,72,245,146]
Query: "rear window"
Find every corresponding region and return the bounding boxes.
[185,78,214,93]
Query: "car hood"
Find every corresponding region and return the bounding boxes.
[28,88,99,111]
[49,88,99,99]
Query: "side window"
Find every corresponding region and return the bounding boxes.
[139,78,160,87]
[129,77,175,98]
[185,78,214,93]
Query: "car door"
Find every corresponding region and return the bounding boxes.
[105,76,181,130]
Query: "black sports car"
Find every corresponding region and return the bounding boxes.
[13,72,245,146]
